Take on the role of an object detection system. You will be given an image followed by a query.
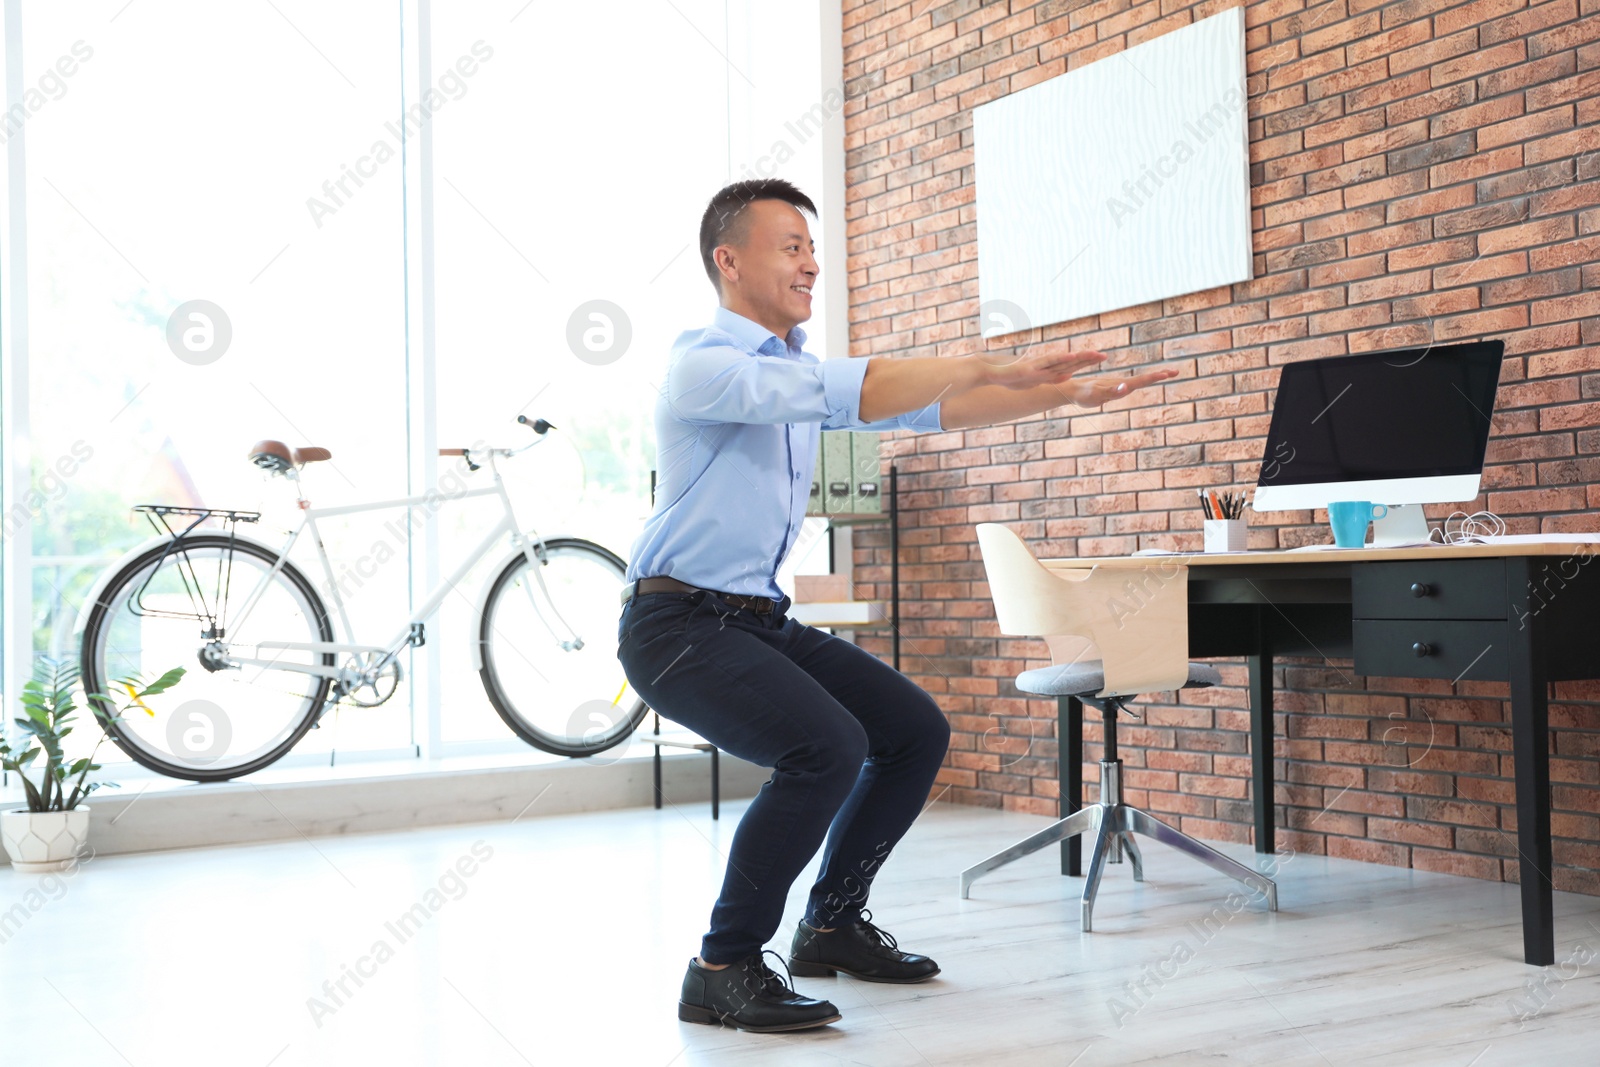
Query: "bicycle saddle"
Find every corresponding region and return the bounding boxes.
[248,439,333,474]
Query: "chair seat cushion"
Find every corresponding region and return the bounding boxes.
[1015,660,1222,697]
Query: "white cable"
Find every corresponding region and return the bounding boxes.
[1437,509,1507,544]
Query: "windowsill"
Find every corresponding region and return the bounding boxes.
[0,736,684,807]
[0,738,765,865]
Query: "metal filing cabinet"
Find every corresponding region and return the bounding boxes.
[814,432,882,516]
[850,432,882,516]
[822,432,854,515]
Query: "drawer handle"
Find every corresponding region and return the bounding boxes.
[1411,582,1432,598]
[1412,641,1433,657]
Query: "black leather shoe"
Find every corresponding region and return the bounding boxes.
[677,950,841,1033]
[787,909,941,983]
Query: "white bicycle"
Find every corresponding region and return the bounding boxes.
[78,417,644,781]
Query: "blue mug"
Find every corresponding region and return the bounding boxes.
[1328,501,1388,548]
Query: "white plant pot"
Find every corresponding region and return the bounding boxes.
[1,806,91,872]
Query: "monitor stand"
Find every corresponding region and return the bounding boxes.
[1371,503,1432,547]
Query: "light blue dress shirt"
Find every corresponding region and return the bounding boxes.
[625,306,944,600]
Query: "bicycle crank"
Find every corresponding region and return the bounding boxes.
[339,654,403,708]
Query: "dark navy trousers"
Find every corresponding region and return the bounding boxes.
[617,588,950,965]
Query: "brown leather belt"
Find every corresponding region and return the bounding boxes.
[620,576,777,615]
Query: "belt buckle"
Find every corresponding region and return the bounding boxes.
[734,594,771,616]
[619,581,637,607]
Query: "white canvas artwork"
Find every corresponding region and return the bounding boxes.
[972,5,1254,338]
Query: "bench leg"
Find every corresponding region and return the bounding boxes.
[653,744,663,810]
[710,748,720,820]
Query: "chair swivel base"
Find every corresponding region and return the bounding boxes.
[959,758,1278,932]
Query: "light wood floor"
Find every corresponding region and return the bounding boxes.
[2,796,1596,1065]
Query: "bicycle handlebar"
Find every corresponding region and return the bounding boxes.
[439,416,555,463]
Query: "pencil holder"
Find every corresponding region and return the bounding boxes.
[1203,518,1247,553]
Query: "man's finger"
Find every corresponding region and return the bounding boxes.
[1037,350,1106,368]
[1124,369,1179,388]
[1040,354,1109,377]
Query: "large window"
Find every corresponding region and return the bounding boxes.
[1,0,842,776]
[428,2,732,744]
[10,1,410,768]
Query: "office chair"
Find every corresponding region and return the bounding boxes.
[960,523,1278,931]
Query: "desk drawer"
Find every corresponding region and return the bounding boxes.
[1352,560,1506,620]
[1353,619,1508,681]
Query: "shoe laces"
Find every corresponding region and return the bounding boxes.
[853,909,900,953]
[740,948,798,998]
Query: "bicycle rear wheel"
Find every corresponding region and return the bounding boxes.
[478,537,646,756]
[80,535,334,781]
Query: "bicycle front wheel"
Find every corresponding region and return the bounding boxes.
[80,535,334,781]
[479,538,646,756]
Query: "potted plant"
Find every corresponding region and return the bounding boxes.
[1,659,184,872]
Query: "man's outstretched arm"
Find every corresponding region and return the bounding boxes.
[856,349,1112,424]
[937,366,1180,429]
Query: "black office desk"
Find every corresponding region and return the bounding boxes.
[1045,543,1600,966]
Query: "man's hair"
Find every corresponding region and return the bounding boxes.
[699,178,817,294]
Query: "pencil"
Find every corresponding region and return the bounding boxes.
[1208,489,1224,520]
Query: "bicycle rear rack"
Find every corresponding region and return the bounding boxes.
[129,505,262,633]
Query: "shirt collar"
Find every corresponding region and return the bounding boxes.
[713,305,806,356]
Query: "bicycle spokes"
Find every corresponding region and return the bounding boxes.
[479,540,643,755]
[83,536,332,778]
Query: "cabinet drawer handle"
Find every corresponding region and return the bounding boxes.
[1410,582,1432,598]
[1412,641,1433,657]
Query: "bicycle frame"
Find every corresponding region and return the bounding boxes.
[216,443,580,690]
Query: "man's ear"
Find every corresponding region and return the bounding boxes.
[714,245,738,288]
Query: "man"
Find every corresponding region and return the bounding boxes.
[617,178,1177,1033]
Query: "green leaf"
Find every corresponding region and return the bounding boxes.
[137,666,188,697]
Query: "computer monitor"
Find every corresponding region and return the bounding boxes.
[1252,340,1505,545]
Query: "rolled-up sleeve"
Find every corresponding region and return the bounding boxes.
[820,353,944,433]
[667,343,871,426]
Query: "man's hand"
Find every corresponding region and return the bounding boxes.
[983,349,1108,390]
[1059,367,1182,408]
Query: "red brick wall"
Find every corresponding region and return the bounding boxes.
[842,0,1600,894]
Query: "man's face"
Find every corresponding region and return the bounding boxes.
[717,199,818,335]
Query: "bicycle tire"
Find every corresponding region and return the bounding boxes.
[478,537,647,757]
[80,535,335,782]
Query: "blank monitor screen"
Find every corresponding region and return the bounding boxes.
[1255,341,1504,501]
